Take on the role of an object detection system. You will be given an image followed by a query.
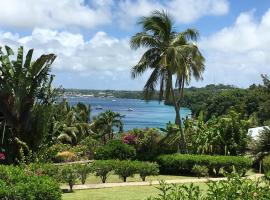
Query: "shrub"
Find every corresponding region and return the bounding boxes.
[91,160,116,183]
[122,133,137,145]
[55,151,77,163]
[135,161,159,181]
[60,165,80,192]
[207,173,270,199]
[0,165,61,200]
[76,164,91,184]
[147,174,270,200]
[192,165,209,178]
[124,128,175,160]
[114,160,137,182]
[71,145,88,159]
[0,152,6,164]
[43,143,72,162]
[27,163,61,181]
[147,181,202,200]
[94,140,136,160]
[156,154,252,176]
[79,137,100,159]
[263,155,270,173]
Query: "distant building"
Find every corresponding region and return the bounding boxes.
[248,126,269,140]
[82,94,94,97]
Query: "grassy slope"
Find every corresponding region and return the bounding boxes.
[63,183,207,200]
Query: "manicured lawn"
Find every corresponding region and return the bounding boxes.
[62,183,208,200]
[80,174,194,184]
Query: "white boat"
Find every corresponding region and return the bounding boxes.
[128,108,134,111]
[112,99,116,102]
[96,105,103,110]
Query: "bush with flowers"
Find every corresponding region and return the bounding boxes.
[0,152,5,163]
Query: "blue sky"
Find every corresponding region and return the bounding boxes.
[0,0,270,90]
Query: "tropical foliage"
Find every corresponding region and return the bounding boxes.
[91,110,123,144]
[0,46,57,163]
[51,99,92,145]
[122,128,177,160]
[94,140,136,160]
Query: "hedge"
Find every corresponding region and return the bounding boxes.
[91,160,159,182]
[94,140,136,160]
[156,154,252,176]
[90,160,117,183]
[0,165,62,200]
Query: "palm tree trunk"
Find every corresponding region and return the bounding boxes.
[167,71,187,154]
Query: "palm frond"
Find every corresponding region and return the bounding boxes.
[143,67,160,100]
[131,48,160,79]
[130,32,160,49]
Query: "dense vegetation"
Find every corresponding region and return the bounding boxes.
[179,77,270,126]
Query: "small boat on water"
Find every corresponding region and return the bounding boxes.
[112,99,116,102]
[96,105,103,110]
[128,108,134,111]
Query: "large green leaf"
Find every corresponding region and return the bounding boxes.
[24,49,34,69]
[14,46,23,81]
[30,54,56,78]
[5,46,14,56]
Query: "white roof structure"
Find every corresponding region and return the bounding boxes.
[248,126,269,140]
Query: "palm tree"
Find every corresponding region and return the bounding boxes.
[130,10,205,153]
[52,99,92,145]
[91,110,123,144]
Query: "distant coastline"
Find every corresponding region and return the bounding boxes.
[63,84,238,112]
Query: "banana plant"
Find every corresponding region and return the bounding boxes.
[0,46,57,162]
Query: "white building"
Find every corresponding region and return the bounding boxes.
[248,126,269,140]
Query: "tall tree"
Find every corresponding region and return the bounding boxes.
[130,10,205,152]
[0,46,57,162]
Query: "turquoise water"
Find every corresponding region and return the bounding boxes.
[67,97,191,131]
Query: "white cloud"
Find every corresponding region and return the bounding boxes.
[0,0,229,31]
[199,9,270,87]
[117,0,229,29]
[0,28,144,75]
[168,0,229,23]
[0,0,112,29]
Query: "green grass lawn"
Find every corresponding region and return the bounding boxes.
[63,170,257,200]
[79,174,194,184]
[62,183,208,200]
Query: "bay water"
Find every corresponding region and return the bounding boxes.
[67,97,191,131]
